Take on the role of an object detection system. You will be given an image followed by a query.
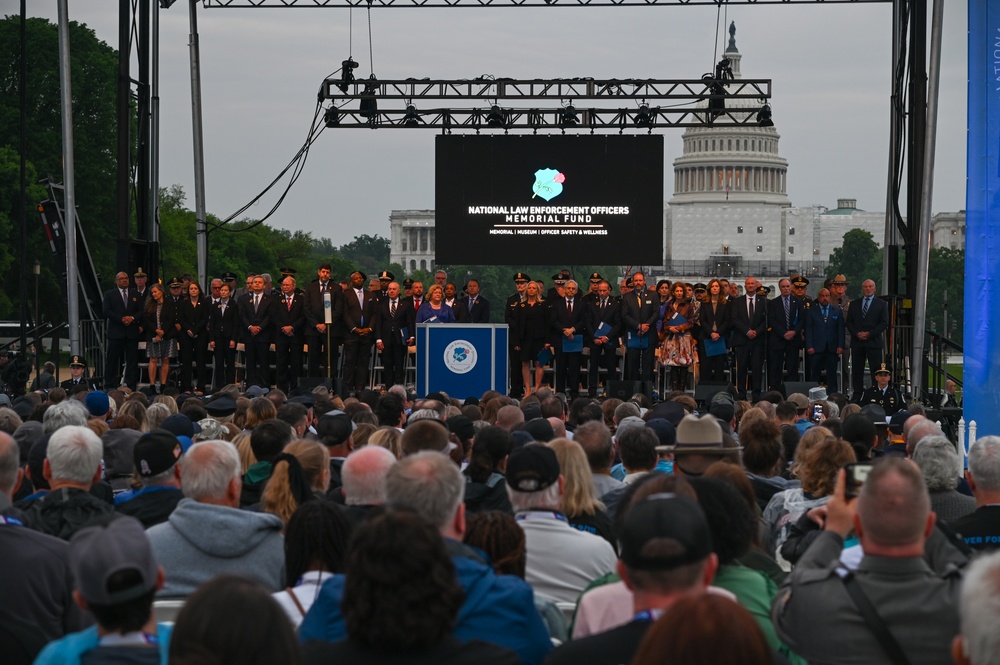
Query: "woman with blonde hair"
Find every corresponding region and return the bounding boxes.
[232,431,257,476]
[369,427,403,459]
[117,399,147,431]
[547,438,616,550]
[262,439,331,526]
[145,402,172,432]
[152,394,178,415]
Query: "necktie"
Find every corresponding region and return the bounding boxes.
[601,298,607,310]
[287,296,292,311]
[357,289,365,326]
[748,296,754,319]
[121,289,128,306]
[254,294,259,311]
[469,297,475,311]
[390,300,397,317]
[784,297,790,326]
[415,298,421,309]
[567,298,573,315]
[862,297,870,317]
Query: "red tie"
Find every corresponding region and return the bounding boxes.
[287,296,292,311]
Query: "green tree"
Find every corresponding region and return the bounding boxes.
[925,247,963,344]
[0,16,119,284]
[825,229,882,298]
[334,235,390,277]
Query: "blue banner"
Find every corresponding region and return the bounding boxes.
[416,324,508,398]
[964,0,1000,440]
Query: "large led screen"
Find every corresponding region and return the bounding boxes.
[435,135,664,265]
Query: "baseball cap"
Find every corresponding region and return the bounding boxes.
[70,517,159,605]
[161,413,201,438]
[316,410,356,447]
[446,415,476,442]
[84,391,111,417]
[522,418,555,443]
[134,428,184,477]
[506,444,560,492]
[889,410,912,435]
[619,494,713,571]
[708,391,736,423]
[0,394,11,408]
[787,393,810,412]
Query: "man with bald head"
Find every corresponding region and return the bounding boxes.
[846,278,890,400]
[496,405,525,432]
[775,457,968,664]
[340,446,397,526]
[731,276,767,401]
[103,271,143,389]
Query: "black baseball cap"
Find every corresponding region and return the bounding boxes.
[134,428,184,477]
[70,518,158,605]
[506,444,560,492]
[619,494,713,571]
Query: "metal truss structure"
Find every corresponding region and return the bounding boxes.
[205,0,888,8]
[321,77,771,130]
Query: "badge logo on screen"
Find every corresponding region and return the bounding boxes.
[444,340,478,374]
[532,169,566,201]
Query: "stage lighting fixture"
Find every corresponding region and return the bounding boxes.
[560,104,579,128]
[403,104,421,127]
[704,75,726,120]
[487,105,506,128]
[634,104,654,128]
[757,102,774,127]
[337,57,359,94]
[324,106,340,128]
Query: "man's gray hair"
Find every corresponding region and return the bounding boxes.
[342,446,397,506]
[970,436,1000,493]
[614,401,641,423]
[906,418,944,456]
[47,426,102,484]
[181,440,241,501]
[388,384,408,403]
[43,400,89,433]
[0,433,19,494]
[385,451,464,530]
[911,435,960,492]
[507,483,561,513]
[960,550,1000,665]
[145,403,172,432]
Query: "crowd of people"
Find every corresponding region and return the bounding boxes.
[0,375,994,665]
[86,264,904,410]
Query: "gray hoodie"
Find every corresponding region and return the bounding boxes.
[146,498,284,597]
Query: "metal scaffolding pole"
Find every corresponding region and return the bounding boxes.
[188,0,209,286]
[57,0,80,356]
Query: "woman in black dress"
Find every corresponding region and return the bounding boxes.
[514,281,550,397]
[699,278,732,383]
[143,283,177,392]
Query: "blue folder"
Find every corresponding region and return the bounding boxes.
[626,331,649,350]
[704,337,727,357]
[562,334,583,353]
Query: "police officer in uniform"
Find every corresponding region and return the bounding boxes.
[580,272,602,306]
[505,273,530,397]
[790,275,813,380]
[859,363,905,416]
[61,355,97,392]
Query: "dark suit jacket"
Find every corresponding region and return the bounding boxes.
[303,280,344,338]
[620,289,659,340]
[142,299,178,341]
[178,297,211,340]
[239,292,274,341]
[103,287,143,340]
[342,287,377,341]
[729,294,767,347]
[271,292,306,341]
[549,296,588,350]
[586,297,621,347]
[805,303,845,353]
[375,297,416,345]
[845,295,889,349]
[767,295,805,349]
[454,296,491,324]
[698,299,732,342]
[208,299,240,345]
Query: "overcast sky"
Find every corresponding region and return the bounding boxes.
[6,1,968,246]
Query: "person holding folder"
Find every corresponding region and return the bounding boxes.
[549,279,586,399]
[514,281,551,397]
[698,278,732,383]
[586,280,622,397]
[659,282,696,392]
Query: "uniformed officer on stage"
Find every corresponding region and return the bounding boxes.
[859,363,905,416]
[61,355,97,392]
[505,272,531,397]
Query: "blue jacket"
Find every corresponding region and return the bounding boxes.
[298,541,552,665]
[33,624,173,665]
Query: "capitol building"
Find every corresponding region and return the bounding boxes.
[389,24,963,280]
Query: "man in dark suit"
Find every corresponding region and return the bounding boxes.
[454,279,491,324]
[102,271,143,389]
[239,275,273,388]
[620,272,659,382]
[304,263,344,381]
[504,273,530,397]
[549,279,586,399]
[272,275,306,393]
[805,288,845,394]
[586,280,621,397]
[208,282,240,390]
[846,278,890,400]
[342,270,376,395]
[375,281,415,388]
[730,276,767,401]
[766,278,805,392]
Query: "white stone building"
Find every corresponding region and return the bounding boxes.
[388,209,437,273]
